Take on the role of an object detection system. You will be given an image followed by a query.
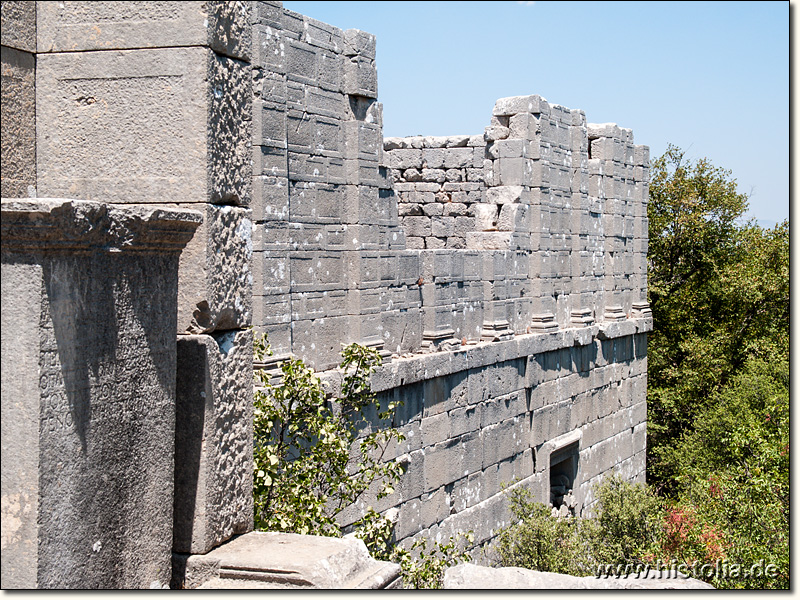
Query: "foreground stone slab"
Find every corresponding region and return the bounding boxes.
[172,531,401,589]
[1,198,201,589]
[443,563,714,589]
[173,330,254,555]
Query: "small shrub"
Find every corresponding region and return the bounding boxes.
[494,486,596,576]
[494,477,664,577]
[391,532,474,589]
[592,474,663,565]
[253,334,404,537]
[252,333,472,588]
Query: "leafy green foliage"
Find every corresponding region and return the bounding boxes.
[391,533,474,589]
[592,475,664,565]
[494,477,664,576]
[252,333,472,588]
[646,146,789,489]
[253,334,404,536]
[646,145,789,589]
[494,486,596,576]
[670,357,789,588]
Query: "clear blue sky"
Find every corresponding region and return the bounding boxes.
[284,1,789,226]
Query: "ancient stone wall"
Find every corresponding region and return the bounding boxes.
[1,0,652,587]
[0,1,36,197]
[1,1,256,587]
[247,1,652,554]
[1,199,202,588]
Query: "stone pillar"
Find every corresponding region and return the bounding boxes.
[29,0,255,561]
[1,198,201,589]
[1,1,36,197]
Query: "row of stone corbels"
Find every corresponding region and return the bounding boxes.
[322,322,651,544]
[382,94,643,332]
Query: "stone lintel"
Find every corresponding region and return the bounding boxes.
[1,198,202,253]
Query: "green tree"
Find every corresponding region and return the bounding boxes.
[645,145,788,489]
[672,357,789,588]
[646,145,789,589]
[252,334,473,588]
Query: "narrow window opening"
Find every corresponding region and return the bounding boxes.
[549,441,578,515]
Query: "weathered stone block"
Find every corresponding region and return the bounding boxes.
[343,28,376,58]
[1,45,35,198]
[37,1,252,60]
[173,329,254,555]
[253,24,286,73]
[1,1,36,52]
[291,314,353,371]
[1,199,201,589]
[420,412,451,448]
[175,204,252,334]
[37,47,251,205]
[344,55,377,98]
[424,437,464,491]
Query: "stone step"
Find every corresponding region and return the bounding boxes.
[173,531,402,590]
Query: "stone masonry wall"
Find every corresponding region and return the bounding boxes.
[1,1,36,198]
[249,1,652,554]
[1,0,652,583]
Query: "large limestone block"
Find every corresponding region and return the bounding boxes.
[176,204,252,334]
[1,198,201,589]
[0,257,41,588]
[36,46,251,206]
[37,1,251,60]
[1,1,36,52]
[173,329,254,555]
[173,531,401,589]
[1,45,36,198]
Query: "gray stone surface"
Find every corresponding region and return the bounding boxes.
[174,203,253,334]
[173,531,401,589]
[0,257,41,588]
[444,563,715,589]
[36,46,251,206]
[1,0,654,586]
[37,1,251,60]
[1,1,36,52]
[1,45,36,198]
[173,329,254,555]
[1,198,201,589]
